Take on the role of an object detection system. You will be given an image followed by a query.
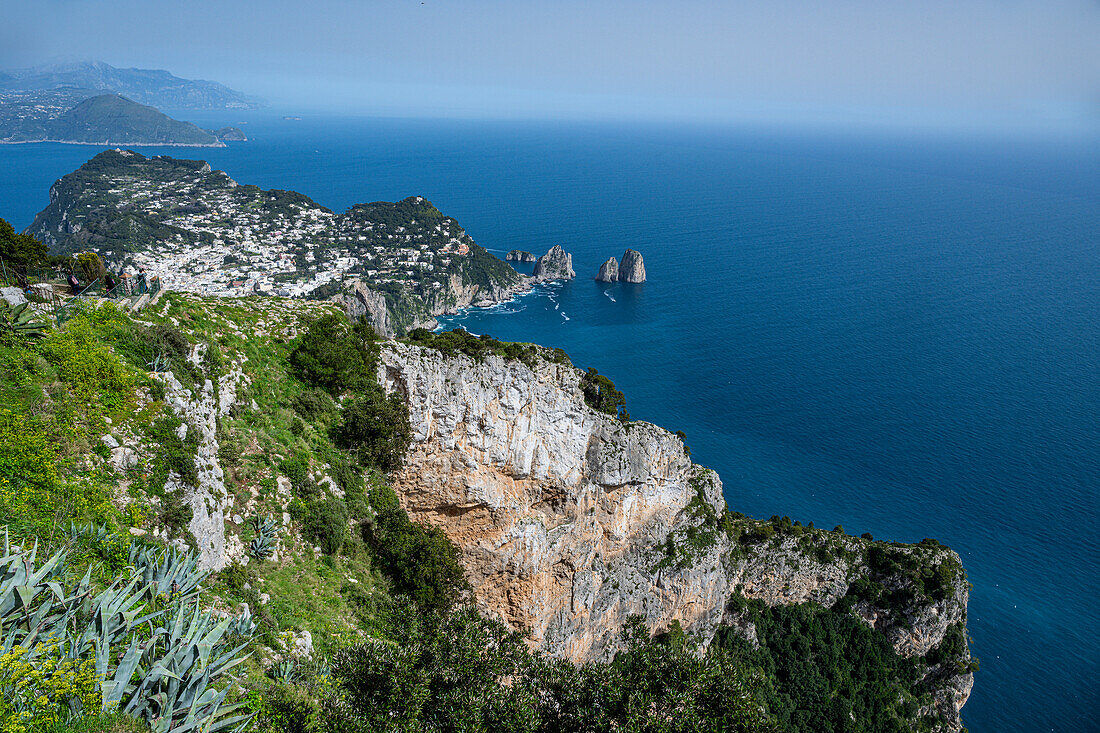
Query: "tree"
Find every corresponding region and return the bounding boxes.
[365,498,469,613]
[324,603,538,733]
[536,616,775,732]
[288,314,378,396]
[580,368,627,419]
[333,386,412,473]
[0,218,47,275]
[73,251,106,283]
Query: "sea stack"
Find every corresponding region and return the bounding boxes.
[532,245,575,281]
[619,249,646,283]
[506,249,536,262]
[595,257,619,282]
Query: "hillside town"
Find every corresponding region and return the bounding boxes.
[26,150,517,304]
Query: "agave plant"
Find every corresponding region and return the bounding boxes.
[129,544,205,602]
[67,521,112,544]
[0,530,254,733]
[249,514,278,537]
[0,300,49,341]
[249,534,275,560]
[147,352,171,373]
[248,514,279,560]
[269,659,297,683]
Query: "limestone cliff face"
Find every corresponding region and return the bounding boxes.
[158,348,247,571]
[377,342,972,730]
[378,342,729,660]
[507,250,536,262]
[531,245,575,282]
[595,257,619,283]
[619,249,646,283]
[331,281,393,336]
[335,272,530,336]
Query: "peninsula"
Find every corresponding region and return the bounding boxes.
[25,149,525,333]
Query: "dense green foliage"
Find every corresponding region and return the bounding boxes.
[289,315,379,396]
[0,218,47,274]
[718,598,928,733]
[580,367,628,419]
[404,327,566,367]
[362,482,468,613]
[332,388,412,473]
[322,611,774,733]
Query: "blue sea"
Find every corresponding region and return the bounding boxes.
[2,114,1097,732]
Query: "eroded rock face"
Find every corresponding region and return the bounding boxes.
[595,257,619,283]
[507,250,536,262]
[619,249,646,283]
[332,280,392,336]
[532,245,575,282]
[377,341,972,730]
[159,355,247,571]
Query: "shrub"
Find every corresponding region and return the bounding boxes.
[332,387,412,473]
[300,498,350,555]
[40,316,136,412]
[324,603,536,732]
[281,453,318,499]
[404,328,541,367]
[288,315,378,396]
[292,388,338,422]
[365,501,468,613]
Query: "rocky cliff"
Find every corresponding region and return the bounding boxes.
[507,250,536,262]
[531,245,575,282]
[595,257,619,283]
[377,342,972,730]
[619,249,646,283]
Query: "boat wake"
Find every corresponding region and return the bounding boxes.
[603,290,616,302]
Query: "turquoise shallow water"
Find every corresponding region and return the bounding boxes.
[2,115,1098,731]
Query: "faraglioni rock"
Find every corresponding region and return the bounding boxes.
[531,244,575,281]
[506,250,536,262]
[619,248,646,282]
[595,256,619,282]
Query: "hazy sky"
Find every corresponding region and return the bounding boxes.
[2,0,1097,130]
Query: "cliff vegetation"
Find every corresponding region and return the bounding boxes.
[0,291,972,732]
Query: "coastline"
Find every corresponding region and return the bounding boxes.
[0,139,226,148]
[433,275,565,331]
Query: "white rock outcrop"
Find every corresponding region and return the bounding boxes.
[159,354,248,571]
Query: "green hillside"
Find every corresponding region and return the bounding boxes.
[42,93,220,146]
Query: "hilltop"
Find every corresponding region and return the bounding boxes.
[0,91,240,146]
[25,150,524,333]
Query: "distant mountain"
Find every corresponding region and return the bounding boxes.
[0,93,224,146]
[0,61,263,110]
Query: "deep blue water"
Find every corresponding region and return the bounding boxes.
[2,115,1098,732]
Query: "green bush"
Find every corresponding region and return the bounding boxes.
[288,314,378,396]
[404,327,541,367]
[579,368,627,419]
[717,600,923,733]
[332,387,412,473]
[293,388,337,422]
[365,501,468,613]
[324,602,537,732]
[299,497,350,555]
[40,315,136,412]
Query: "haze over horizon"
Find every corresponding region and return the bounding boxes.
[3,0,1098,132]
